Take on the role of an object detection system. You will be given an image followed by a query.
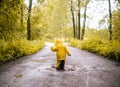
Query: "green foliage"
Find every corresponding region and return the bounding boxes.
[0,0,27,41]
[70,38,81,47]
[30,4,46,40]
[0,1,45,63]
[112,9,120,41]
[85,28,109,40]
[43,0,70,39]
[70,38,120,61]
[96,40,120,60]
[0,40,44,62]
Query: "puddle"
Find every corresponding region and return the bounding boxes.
[37,65,55,71]
[36,65,83,72]
[35,65,113,74]
[32,59,55,63]
[65,65,81,71]
[40,55,49,57]
[115,63,120,67]
[14,74,22,78]
[32,60,45,62]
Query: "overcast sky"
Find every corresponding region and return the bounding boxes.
[86,0,117,29]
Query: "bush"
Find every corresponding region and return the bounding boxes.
[70,38,81,47]
[0,39,44,62]
[70,38,120,61]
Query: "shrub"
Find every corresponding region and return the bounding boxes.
[70,38,81,47]
[70,38,120,61]
[0,39,44,62]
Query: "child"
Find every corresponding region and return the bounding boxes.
[51,40,71,70]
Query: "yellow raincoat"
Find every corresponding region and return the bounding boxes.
[51,40,71,69]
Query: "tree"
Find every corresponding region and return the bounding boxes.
[118,0,120,3]
[81,0,89,40]
[108,0,112,40]
[30,4,46,40]
[43,0,70,40]
[0,0,2,3]
[78,0,81,39]
[71,0,76,38]
[0,0,23,40]
[27,0,32,40]
[20,1,24,28]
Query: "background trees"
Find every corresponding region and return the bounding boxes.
[43,0,71,40]
[0,0,120,62]
[0,0,120,43]
[70,0,120,61]
[112,9,120,41]
[70,0,89,40]
[0,0,24,40]
[0,0,45,62]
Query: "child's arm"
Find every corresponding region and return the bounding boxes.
[51,46,57,52]
[65,47,71,56]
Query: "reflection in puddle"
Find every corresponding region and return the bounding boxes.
[32,59,55,64]
[36,65,112,73]
[36,65,82,72]
[14,74,22,78]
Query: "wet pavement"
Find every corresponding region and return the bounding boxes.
[0,43,120,87]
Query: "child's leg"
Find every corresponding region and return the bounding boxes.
[60,60,65,70]
[56,60,61,70]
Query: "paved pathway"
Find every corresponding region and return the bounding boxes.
[0,43,120,87]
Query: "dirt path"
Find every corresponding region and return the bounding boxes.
[0,43,120,87]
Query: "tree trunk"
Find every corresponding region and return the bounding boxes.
[81,4,87,40]
[21,2,24,28]
[78,0,81,39]
[118,0,120,3]
[76,11,78,38]
[71,0,76,38]
[0,0,2,3]
[108,0,112,40]
[27,0,32,40]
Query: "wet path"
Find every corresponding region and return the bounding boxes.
[0,43,120,87]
